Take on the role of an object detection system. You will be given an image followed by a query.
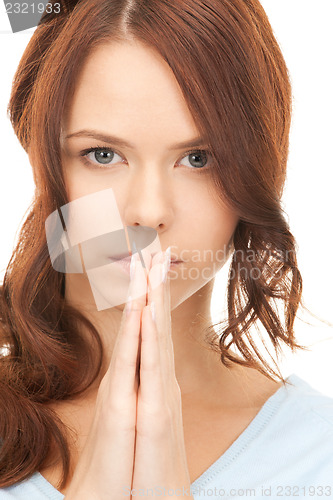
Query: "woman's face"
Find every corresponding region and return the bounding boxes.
[60,40,239,311]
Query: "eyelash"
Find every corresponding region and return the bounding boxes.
[79,145,212,173]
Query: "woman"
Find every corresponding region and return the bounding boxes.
[1,0,333,498]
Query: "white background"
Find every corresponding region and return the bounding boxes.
[0,2,332,394]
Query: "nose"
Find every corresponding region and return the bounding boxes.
[122,164,174,231]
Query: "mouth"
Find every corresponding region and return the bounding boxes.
[107,251,183,276]
[108,254,132,262]
[169,254,184,264]
[108,252,183,263]
[170,260,183,267]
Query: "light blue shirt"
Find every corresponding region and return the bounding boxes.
[1,373,333,499]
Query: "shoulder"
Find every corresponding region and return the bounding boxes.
[258,373,333,483]
[260,373,333,445]
[279,373,333,430]
[190,373,333,497]
[0,472,64,499]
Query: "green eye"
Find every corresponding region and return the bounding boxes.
[80,147,124,168]
[181,150,209,169]
[92,149,117,165]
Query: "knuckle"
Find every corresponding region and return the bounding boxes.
[139,359,159,372]
[112,354,138,371]
[97,380,135,416]
[98,399,135,432]
[152,405,173,427]
[137,412,171,439]
[140,399,172,422]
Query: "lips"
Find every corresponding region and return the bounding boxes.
[108,254,132,262]
[107,251,183,278]
[108,252,183,263]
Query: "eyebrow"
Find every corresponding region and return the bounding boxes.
[65,130,207,150]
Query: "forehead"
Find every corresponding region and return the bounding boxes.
[62,40,201,151]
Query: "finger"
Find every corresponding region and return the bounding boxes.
[139,304,165,408]
[133,246,152,289]
[147,253,170,379]
[163,263,177,381]
[106,253,147,402]
[161,251,174,375]
[148,251,175,382]
[129,250,149,311]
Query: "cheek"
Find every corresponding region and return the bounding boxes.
[62,153,82,202]
[191,196,238,271]
[193,192,239,245]
[62,158,106,202]
[209,207,239,247]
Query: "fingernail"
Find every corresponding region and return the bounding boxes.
[166,247,171,269]
[163,247,171,283]
[162,262,168,283]
[165,246,172,261]
[126,295,132,317]
[130,253,136,280]
[150,301,156,322]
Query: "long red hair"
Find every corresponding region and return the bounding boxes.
[1,0,309,489]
